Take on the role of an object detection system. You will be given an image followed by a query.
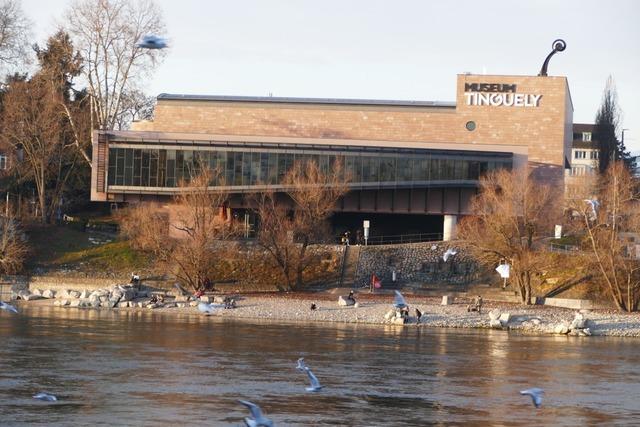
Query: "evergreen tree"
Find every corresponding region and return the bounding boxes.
[595,77,632,172]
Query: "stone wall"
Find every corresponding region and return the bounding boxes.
[353,242,478,288]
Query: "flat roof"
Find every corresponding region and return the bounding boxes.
[157,93,456,108]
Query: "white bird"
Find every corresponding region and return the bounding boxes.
[197,302,220,315]
[304,367,323,392]
[583,199,600,218]
[520,388,544,408]
[137,35,167,49]
[33,392,57,402]
[296,357,307,372]
[442,248,458,262]
[238,400,274,427]
[0,301,18,314]
[393,290,408,309]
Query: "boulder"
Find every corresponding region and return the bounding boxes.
[135,290,149,298]
[441,295,454,305]
[582,327,592,336]
[189,301,199,307]
[175,295,190,302]
[42,289,56,299]
[488,309,501,321]
[338,296,355,306]
[199,296,212,303]
[384,309,395,320]
[137,302,145,308]
[99,296,109,303]
[18,290,30,300]
[23,294,44,301]
[91,300,101,308]
[60,299,70,306]
[392,317,407,325]
[80,290,90,299]
[57,290,69,299]
[531,318,542,326]
[31,289,43,297]
[69,300,81,307]
[354,302,360,308]
[489,319,503,329]
[498,312,511,326]
[213,296,226,304]
[68,290,81,299]
[164,302,176,308]
[120,288,136,301]
[176,302,186,308]
[570,313,586,330]
[53,300,62,306]
[554,322,570,335]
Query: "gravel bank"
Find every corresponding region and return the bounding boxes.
[17,293,640,337]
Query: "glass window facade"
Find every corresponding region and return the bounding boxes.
[107,146,511,189]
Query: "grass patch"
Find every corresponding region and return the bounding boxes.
[26,224,150,274]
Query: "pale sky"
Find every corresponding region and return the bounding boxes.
[21,0,640,152]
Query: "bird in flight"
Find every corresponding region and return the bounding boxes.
[137,35,167,49]
[442,248,457,262]
[296,357,307,372]
[33,392,57,402]
[0,301,18,314]
[238,400,274,427]
[393,290,408,309]
[303,367,323,392]
[520,388,544,408]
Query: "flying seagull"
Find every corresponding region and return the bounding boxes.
[303,367,323,392]
[442,248,458,262]
[520,388,544,408]
[393,290,408,309]
[137,35,168,49]
[296,357,307,372]
[238,400,274,427]
[33,392,57,402]
[0,301,18,314]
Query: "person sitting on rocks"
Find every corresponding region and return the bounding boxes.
[467,295,483,314]
[130,273,140,288]
[224,296,236,309]
[347,290,356,304]
[400,306,410,319]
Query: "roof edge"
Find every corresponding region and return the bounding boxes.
[157,93,456,108]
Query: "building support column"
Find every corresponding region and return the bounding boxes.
[443,214,457,241]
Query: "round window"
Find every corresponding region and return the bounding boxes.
[465,121,476,131]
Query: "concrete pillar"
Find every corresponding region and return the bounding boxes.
[443,214,457,241]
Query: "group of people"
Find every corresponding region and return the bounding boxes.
[340,230,364,246]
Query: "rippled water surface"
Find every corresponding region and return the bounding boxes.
[1,306,639,426]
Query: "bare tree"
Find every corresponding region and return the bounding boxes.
[569,162,640,312]
[65,0,166,146]
[253,160,348,290]
[1,78,66,222]
[0,0,30,70]
[120,168,239,292]
[0,214,28,274]
[1,31,90,223]
[457,168,561,304]
[113,88,155,130]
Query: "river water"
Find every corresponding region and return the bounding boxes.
[1,306,639,426]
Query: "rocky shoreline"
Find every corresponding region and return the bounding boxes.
[10,287,640,338]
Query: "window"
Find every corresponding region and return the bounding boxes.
[582,132,592,142]
[0,154,7,170]
[574,150,586,159]
[589,151,599,160]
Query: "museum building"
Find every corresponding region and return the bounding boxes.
[90,73,573,239]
